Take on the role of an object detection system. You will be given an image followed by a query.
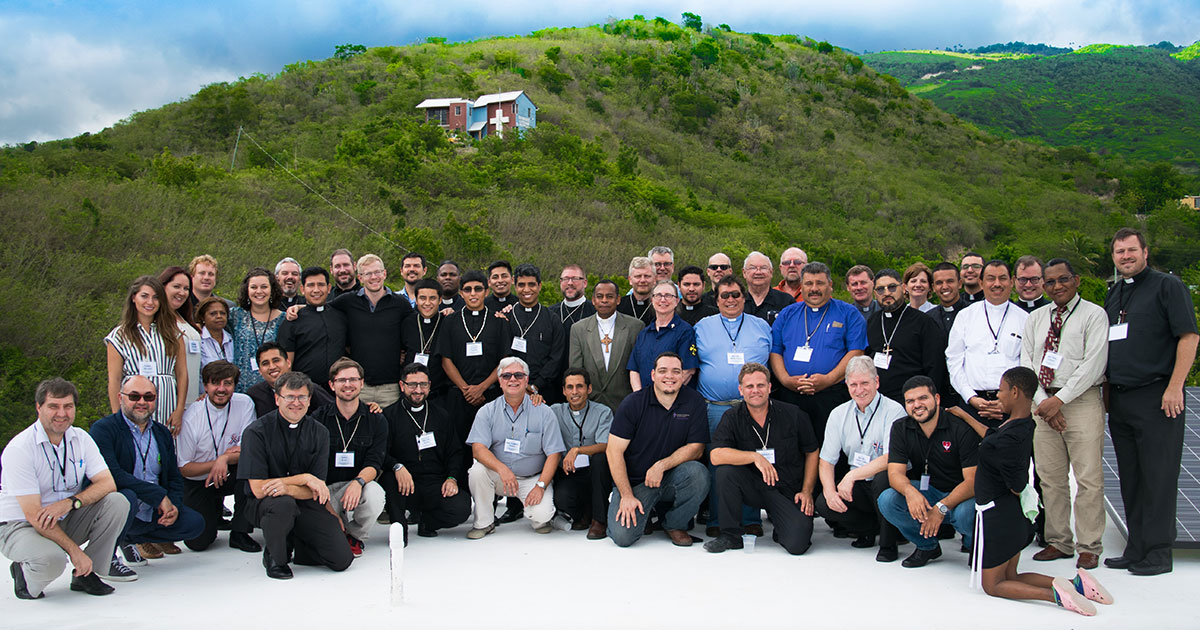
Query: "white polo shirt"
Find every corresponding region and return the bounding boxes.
[820,393,907,480]
[0,421,109,522]
[177,393,256,481]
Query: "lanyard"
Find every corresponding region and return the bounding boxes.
[40,440,76,492]
[750,416,771,450]
[405,404,429,434]
[802,304,830,347]
[250,314,273,350]
[879,307,907,352]
[983,302,1011,351]
[417,315,442,354]
[335,410,363,452]
[205,402,230,456]
[513,304,542,339]
[720,314,746,348]
[629,298,650,321]
[504,402,526,439]
[571,402,591,445]
[462,307,489,342]
[1048,296,1083,341]
[559,301,585,323]
[855,399,880,443]
[205,335,231,360]
[130,424,156,474]
[918,425,939,477]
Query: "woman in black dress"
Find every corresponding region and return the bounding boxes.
[973,367,1113,616]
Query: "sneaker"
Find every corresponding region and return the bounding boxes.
[121,543,148,567]
[901,545,942,568]
[107,554,139,582]
[703,534,745,553]
[1073,568,1114,605]
[1052,577,1097,616]
[466,523,496,540]
[346,534,364,558]
[534,522,554,534]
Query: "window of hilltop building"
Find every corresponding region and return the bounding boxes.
[455,105,462,116]
[433,108,448,125]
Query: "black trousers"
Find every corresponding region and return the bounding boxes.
[182,471,252,551]
[380,473,471,531]
[1110,381,1184,566]
[715,465,813,555]
[552,453,612,524]
[814,472,898,549]
[250,496,352,571]
[775,383,849,442]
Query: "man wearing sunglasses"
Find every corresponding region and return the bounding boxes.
[465,358,565,538]
[775,247,809,303]
[702,252,733,307]
[865,269,947,403]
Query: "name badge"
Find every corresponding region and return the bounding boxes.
[250,361,259,372]
[726,352,745,365]
[793,345,813,363]
[335,451,355,468]
[1040,350,1063,370]
[466,342,483,357]
[852,452,870,468]
[511,337,528,352]
[416,432,436,450]
[756,448,776,464]
[919,474,930,491]
[574,453,590,468]
[414,353,430,366]
[187,339,202,354]
[1108,323,1128,341]
[503,438,522,454]
[873,352,891,370]
[138,360,156,377]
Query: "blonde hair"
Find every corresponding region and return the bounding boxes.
[356,254,384,274]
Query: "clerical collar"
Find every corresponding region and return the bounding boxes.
[884,311,893,318]
[287,422,300,429]
[408,403,425,412]
[597,313,616,324]
[315,305,324,312]
[470,309,481,316]
[563,296,586,307]
[442,298,454,303]
[683,304,695,311]
[1022,299,1037,307]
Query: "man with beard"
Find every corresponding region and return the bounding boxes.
[275,258,304,309]
[402,279,450,398]
[1013,255,1050,313]
[177,361,261,554]
[877,376,979,568]
[569,280,643,412]
[329,249,361,299]
[381,364,470,542]
[677,266,717,326]
[551,368,614,538]
[960,252,985,304]
[845,265,879,322]
[309,359,387,557]
[247,343,332,419]
[552,264,596,327]
[396,252,428,308]
[865,269,947,403]
[485,260,516,311]
[277,267,347,394]
[742,251,792,325]
[618,257,656,325]
[929,262,969,336]
[436,260,465,312]
[775,247,809,303]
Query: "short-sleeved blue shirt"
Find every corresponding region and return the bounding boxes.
[626,314,698,386]
[609,387,709,486]
[694,313,772,402]
[771,299,867,377]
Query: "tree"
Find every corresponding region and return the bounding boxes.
[682,12,702,31]
[334,44,366,60]
[1117,162,1187,214]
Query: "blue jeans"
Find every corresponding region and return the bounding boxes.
[706,402,761,527]
[877,486,974,551]
[607,461,709,547]
[119,489,206,545]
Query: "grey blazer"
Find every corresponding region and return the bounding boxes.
[568,312,643,412]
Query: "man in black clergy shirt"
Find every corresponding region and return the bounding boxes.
[438,270,512,480]
[402,279,450,399]
[928,262,968,336]
[1013,255,1050,313]
[866,269,947,403]
[742,251,793,325]
[327,253,412,408]
[329,248,361,299]
[618,256,656,325]
[553,264,596,328]
[505,264,565,402]
[960,252,985,304]
[277,267,346,394]
[247,342,332,419]
[677,265,718,327]
[1103,228,1199,576]
[239,371,353,579]
[436,260,466,312]
[381,364,470,542]
[484,260,516,311]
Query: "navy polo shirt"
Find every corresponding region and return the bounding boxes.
[626,314,698,386]
[610,387,709,486]
[771,298,867,376]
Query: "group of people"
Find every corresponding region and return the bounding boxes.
[2,229,1195,617]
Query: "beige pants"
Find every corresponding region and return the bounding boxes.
[359,384,400,408]
[467,461,555,529]
[328,480,386,541]
[1033,386,1105,555]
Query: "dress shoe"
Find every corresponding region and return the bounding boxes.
[10,562,43,600]
[497,507,524,524]
[1128,560,1171,576]
[587,520,607,540]
[534,522,554,534]
[1032,546,1073,562]
[216,518,232,531]
[417,522,438,538]
[262,551,293,580]
[666,529,694,547]
[156,542,182,555]
[705,526,720,538]
[876,547,898,563]
[466,523,496,540]
[571,519,589,531]
[831,524,851,539]
[229,532,262,552]
[135,543,164,559]
[1103,555,1137,570]
[901,545,942,568]
[744,524,764,537]
[851,535,876,549]
[703,533,744,553]
[1076,552,1099,570]
[70,573,115,596]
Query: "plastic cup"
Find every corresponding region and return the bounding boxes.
[742,534,756,553]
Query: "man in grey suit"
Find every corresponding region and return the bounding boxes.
[569,279,643,412]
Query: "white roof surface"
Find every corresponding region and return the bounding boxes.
[415,98,471,109]
[472,91,526,107]
[467,121,487,132]
[2,499,1195,628]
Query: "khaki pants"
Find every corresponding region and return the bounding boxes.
[359,384,400,408]
[328,480,386,541]
[1033,386,1105,555]
[467,461,555,529]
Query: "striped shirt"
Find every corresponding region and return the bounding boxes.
[104,322,179,426]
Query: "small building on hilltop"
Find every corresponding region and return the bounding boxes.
[1181,195,1200,210]
[415,91,537,139]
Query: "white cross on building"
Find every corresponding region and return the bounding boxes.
[489,108,510,137]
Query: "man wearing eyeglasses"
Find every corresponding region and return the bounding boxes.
[960,252,985,303]
[552,264,596,328]
[742,251,793,325]
[627,280,698,393]
[865,269,947,403]
[309,359,387,558]
[239,371,353,579]
[91,376,204,577]
[775,247,809,303]
[702,252,733,307]
[1013,256,1050,313]
[649,246,676,283]
[465,358,565,538]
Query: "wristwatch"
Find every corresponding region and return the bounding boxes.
[354,477,367,488]
[535,480,546,489]
[392,463,405,472]
[70,496,83,511]
[935,501,949,516]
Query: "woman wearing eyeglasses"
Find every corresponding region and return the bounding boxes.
[228,267,284,393]
[105,275,188,435]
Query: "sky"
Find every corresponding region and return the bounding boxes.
[2,0,1199,145]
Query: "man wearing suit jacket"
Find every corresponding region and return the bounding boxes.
[569,279,644,412]
[90,376,204,570]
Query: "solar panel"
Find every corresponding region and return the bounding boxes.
[1102,386,1200,548]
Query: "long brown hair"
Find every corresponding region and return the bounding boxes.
[119,275,180,357]
[237,267,283,311]
[158,265,199,331]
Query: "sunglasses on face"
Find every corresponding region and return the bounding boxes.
[461,285,485,293]
[874,284,902,294]
[122,392,156,402]
[499,372,527,380]
[719,291,743,300]
[708,264,731,270]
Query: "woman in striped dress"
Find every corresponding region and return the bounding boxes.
[228,267,284,393]
[159,266,203,410]
[105,275,188,435]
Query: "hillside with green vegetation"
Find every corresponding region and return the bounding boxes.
[1,16,1196,444]
[864,44,1200,170]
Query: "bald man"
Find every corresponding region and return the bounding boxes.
[776,247,809,302]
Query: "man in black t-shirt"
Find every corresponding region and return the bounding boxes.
[247,343,332,419]
[327,254,413,408]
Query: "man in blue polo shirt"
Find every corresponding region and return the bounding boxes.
[627,280,698,392]
[769,262,868,439]
[694,275,772,537]
[606,352,709,547]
